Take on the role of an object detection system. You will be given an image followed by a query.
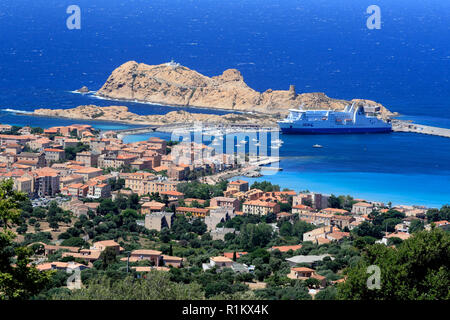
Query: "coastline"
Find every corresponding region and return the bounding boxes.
[92,92,253,115]
[24,112,147,127]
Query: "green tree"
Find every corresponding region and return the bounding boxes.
[315,286,337,300]
[64,142,90,161]
[238,223,273,250]
[409,220,424,233]
[337,228,450,300]
[97,247,118,270]
[0,179,52,299]
[50,272,205,300]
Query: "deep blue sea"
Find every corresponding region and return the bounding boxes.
[0,0,449,207]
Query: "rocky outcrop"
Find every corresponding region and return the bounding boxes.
[76,86,89,93]
[96,61,394,116]
[33,105,277,126]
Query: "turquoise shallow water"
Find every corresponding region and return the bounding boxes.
[231,171,449,208]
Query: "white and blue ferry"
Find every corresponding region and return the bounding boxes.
[277,104,392,134]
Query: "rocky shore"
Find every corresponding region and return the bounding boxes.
[95,61,395,117]
[33,105,278,127]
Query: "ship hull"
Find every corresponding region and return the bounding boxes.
[279,126,392,134]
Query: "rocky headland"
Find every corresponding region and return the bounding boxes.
[95,61,395,117]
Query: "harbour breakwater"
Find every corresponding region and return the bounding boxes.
[392,120,450,138]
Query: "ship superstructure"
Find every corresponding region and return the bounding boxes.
[278,104,391,134]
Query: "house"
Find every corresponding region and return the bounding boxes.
[27,167,60,197]
[426,220,450,231]
[64,183,89,197]
[242,200,280,216]
[0,124,12,132]
[286,254,334,267]
[227,180,249,192]
[62,249,102,263]
[90,183,111,198]
[303,226,333,242]
[44,244,80,256]
[141,201,166,214]
[144,212,174,231]
[4,143,22,154]
[147,137,167,154]
[293,192,330,210]
[0,134,36,146]
[76,151,99,167]
[35,261,90,272]
[124,249,163,265]
[378,232,411,245]
[13,176,34,196]
[75,167,103,182]
[59,174,84,189]
[269,245,302,253]
[60,198,98,217]
[287,267,327,287]
[28,137,52,151]
[352,202,374,215]
[277,212,293,220]
[326,231,350,242]
[292,204,314,214]
[175,206,209,218]
[161,255,183,268]
[202,256,234,271]
[332,215,354,229]
[210,196,240,212]
[168,166,188,180]
[395,223,409,233]
[44,148,66,163]
[17,152,46,168]
[160,190,183,200]
[223,252,248,259]
[321,208,350,215]
[124,172,156,195]
[205,207,235,231]
[91,240,123,254]
[132,266,170,273]
[243,189,264,201]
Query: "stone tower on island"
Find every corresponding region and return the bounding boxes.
[289,85,297,99]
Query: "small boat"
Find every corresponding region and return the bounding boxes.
[312,144,323,148]
[271,145,280,149]
[235,144,242,147]
[254,142,261,147]
[252,138,258,142]
[240,140,247,144]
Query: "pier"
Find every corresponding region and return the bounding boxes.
[113,123,193,135]
[392,120,450,138]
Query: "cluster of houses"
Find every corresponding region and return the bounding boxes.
[0,124,239,201]
[35,240,183,273]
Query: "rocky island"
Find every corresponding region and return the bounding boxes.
[32,61,396,129]
[96,61,395,117]
[33,105,278,127]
